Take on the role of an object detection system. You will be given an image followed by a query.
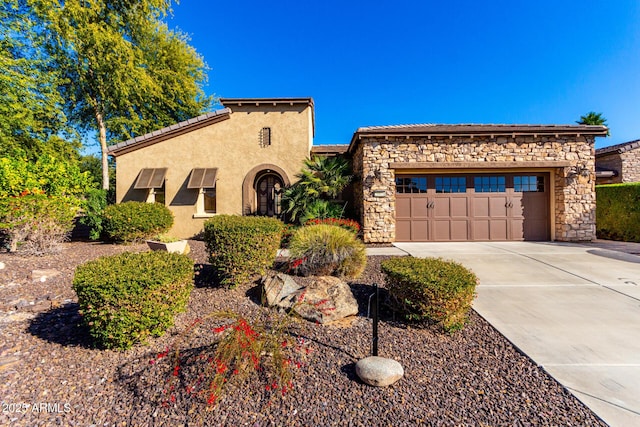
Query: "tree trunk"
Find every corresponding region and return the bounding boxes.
[95,109,109,191]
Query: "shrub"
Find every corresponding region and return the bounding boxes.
[304,217,360,234]
[0,191,79,255]
[203,215,284,288]
[287,224,366,279]
[103,201,174,243]
[79,188,107,240]
[381,257,478,332]
[596,183,640,242]
[72,251,194,350]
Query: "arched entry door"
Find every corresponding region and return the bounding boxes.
[256,173,283,217]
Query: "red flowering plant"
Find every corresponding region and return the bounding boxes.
[151,308,313,409]
[304,218,360,234]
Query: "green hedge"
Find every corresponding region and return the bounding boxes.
[73,251,193,350]
[596,183,640,242]
[381,257,478,332]
[288,224,366,279]
[204,215,284,288]
[103,201,173,243]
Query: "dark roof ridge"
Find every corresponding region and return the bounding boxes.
[595,139,640,155]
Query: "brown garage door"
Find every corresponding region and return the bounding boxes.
[395,173,549,242]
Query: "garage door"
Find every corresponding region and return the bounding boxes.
[395,173,549,242]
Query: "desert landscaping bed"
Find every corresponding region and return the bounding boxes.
[0,240,606,426]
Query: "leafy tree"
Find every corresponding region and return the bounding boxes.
[577,112,609,135]
[31,0,213,190]
[0,0,80,160]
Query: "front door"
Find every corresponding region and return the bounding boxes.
[256,174,283,217]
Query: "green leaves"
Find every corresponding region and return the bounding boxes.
[381,257,478,332]
[281,156,353,224]
[102,201,174,243]
[73,250,194,350]
[29,0,212,188]
[576,111,609,136]
[203,215,284,288]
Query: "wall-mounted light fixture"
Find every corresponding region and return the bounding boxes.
[372,190,386,198]
[567,164,591,179]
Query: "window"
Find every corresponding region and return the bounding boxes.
[474,176,505,193]
[188,168,218,217]
[134,168,167,204]
[260,127,271,147]
[395,177,427,193]
[435,176,466,193]
[514,175,544,192]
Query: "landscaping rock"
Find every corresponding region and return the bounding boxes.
[261,273,359,324]
[292,276,358,324]
[356,356,404,387]
[261,272,304,309]
[30,269,61,282]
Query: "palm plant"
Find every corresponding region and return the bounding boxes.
[296,156,352,199]
[576,112,609,135]
[281,156,352,224]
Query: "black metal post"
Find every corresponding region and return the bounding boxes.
[372,283,379,356]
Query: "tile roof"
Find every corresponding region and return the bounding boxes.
[311,145,349,154]
[107,108,231,156]
[595,139,640,156]
[355,123,609,135]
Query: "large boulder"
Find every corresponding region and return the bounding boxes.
[356,356,404,387]
[260,273,358,324]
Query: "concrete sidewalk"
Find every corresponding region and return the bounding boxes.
[392,241,640,427]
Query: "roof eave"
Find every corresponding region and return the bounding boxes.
[108,109,231,157]
[348,125,608,154]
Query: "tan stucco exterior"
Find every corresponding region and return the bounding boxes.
[109,98,314,238]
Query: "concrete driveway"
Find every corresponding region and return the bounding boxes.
[393,241,640,427]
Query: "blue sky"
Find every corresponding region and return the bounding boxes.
[169,0,640,149]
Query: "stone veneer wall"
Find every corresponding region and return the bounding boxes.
[621,149,640,183]
[354,135,596,243]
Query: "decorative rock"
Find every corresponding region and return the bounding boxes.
[0,261,4,269]
[356,356,404,387]
[261,272,304,309]
[292,276,358,324]
[30,269,61,282]
[260,273,359,324]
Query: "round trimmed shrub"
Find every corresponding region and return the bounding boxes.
[204,215,284,288]
[102,201,173,243]
[381,257,478,332]
[288,224,366,279]
[72,251,194,350]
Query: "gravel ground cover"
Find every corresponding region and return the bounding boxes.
[0,240,606,426]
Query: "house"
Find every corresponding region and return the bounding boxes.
[595,139,640,185]
[107,98,315,237]
[108,98,608,242]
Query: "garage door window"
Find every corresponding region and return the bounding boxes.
[435,176,466,193]
[514,175,544,192]
[396,177,427,193]
[474,176,505,193]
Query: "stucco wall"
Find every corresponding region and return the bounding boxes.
[354,134,596,242]
[114,103,313,238]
